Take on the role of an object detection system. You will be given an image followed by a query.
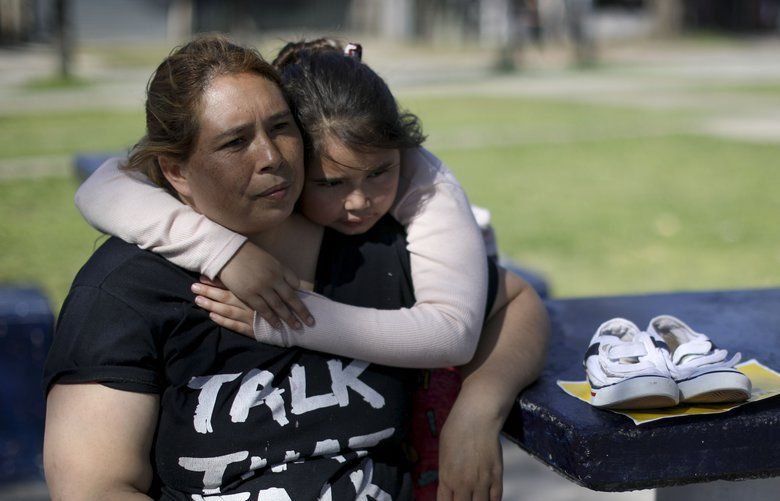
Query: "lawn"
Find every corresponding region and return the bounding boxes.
[0,109,142,159]
[0,176,104,310]
[403,94,780,296]
[1,93,778,311]
[433,134,780,296]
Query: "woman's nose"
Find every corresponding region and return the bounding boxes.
[255,137,283,173]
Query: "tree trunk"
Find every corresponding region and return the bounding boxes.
[650,0,684,36]
[54,0,72,79]
[167,0,193,42]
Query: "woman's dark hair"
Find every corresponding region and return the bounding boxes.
[126,35,282,194]
[272,39,425,160]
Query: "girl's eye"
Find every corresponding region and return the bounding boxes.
[316,180,342,188]
[368,168,388,179]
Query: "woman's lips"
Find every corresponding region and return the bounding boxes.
[256,182,290,200]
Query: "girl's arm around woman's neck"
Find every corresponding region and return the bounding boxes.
[247,212,323,291]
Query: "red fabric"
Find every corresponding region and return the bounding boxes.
[408,367,462,501]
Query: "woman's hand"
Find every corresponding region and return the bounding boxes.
[192,279,255,336]
[217,242,313,329]
[437,390,504,501]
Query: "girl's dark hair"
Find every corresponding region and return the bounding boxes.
[272,39,425,159]
[127,35,282,194]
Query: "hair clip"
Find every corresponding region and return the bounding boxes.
[344,42,362,61]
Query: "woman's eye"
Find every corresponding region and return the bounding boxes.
[223,137,247,149]
[271,121,290,133]
[368,168,388,179]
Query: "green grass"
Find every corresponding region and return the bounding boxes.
[402,95,694,150]
[694,83,780,96]
[0,176,103,310]
[0,109,143,159]
[396,94,780,296]
[1,93,778,310]
[433,135,780,297]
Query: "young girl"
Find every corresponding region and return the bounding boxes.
[75,39,548,500]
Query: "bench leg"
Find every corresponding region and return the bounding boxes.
[655,477,780,501]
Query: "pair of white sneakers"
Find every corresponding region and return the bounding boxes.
[584,315,752,409]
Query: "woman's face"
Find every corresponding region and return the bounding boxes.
[300,136,401,235]
[177,72,305,235]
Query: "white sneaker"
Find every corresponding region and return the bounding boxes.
[647,315,751,404]
[585,318,679,409]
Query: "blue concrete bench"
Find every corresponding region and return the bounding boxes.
[0,286,54,483]
[74,152,119,182]
[502,288,780,495]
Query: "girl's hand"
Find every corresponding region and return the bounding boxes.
[437,396,504,501]
[192,279,254,336]
[217,242,313,330]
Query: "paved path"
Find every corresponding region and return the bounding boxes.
[3,37,780,179]
[4,38,780,129]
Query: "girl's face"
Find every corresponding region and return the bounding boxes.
[300,136,400,235]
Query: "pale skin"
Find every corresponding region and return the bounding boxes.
[193,134,550,501]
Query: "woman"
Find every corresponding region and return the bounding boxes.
[47,36,549,500]
[44,36,421,500]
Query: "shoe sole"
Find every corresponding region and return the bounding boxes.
[677,370,752,404]
[590,375,679,409]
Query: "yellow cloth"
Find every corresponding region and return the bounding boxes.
[557,359,780,425]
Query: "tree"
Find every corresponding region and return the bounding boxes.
[649,0,684,36]
[54,0,73,79]
[167,0,194,42]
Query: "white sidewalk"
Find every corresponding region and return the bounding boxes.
[502,439,654,500]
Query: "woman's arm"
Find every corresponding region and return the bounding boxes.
[44,384,159,500]
[437,268,550,501]
[458,268,548,427]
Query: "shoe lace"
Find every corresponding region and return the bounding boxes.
[652,318,741,376]
[599,335,659,376]
[668,339,741,377]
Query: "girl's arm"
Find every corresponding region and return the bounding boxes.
[242,148,488,367]
[75,157,310,329]
[391,146,489,356]
[44,384,158,500]
[75,157,246,280]
[76,151,487,368]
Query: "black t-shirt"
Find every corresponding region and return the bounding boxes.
[44,216,419,500]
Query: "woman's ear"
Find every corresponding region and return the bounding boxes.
[158,155,193,198]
